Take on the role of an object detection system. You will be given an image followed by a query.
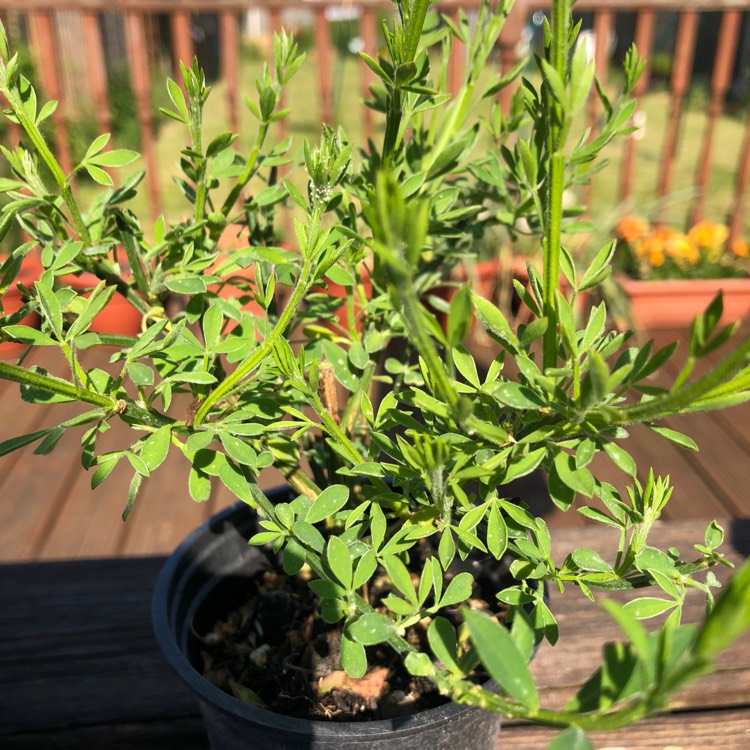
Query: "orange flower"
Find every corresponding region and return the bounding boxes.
[649,250,665,268]
[732,240,749,258]
[616,215,649,243]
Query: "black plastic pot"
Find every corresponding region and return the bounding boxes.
[153,494,503,750]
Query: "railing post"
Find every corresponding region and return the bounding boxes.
[171,11,194,81]
[27,11,74,179]
[656,10,698,224]
[314,8,333,125]
[220,10,240,138]
[497,0,527,114]
[124,10,161,219]
[360,6,377,140]
[730,114,750,245]
[81,12,113,153]
[691,10,742,226]
[582,9,614,208]
[621,9,655,203]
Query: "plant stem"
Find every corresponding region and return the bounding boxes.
[192,256,315,427]
[541,0,570,370]
[0,78,91,246]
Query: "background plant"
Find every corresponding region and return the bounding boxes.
[615,215,750,280]
[1,2,750,749]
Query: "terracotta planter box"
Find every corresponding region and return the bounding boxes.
[617,275,750,330]
[0,253,42,359]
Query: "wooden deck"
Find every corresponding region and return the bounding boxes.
[1,327,748,562]
[0,327,749,748]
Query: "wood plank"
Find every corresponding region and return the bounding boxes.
[501,708,750,750]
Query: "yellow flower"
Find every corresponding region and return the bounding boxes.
[666,233,698,265]
[688,221,728,250]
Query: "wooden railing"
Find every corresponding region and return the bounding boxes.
[1,0,749,239]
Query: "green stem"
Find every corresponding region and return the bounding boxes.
[618,337,750,424]
[310,389,363,466]
[1,80,91,246]
[221,124,269,217]
[542,152,565,370]
[192,256,316,427]
[0,362,175,428]
[542,0,570,370]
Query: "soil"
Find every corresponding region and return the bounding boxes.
[193,545,510,722]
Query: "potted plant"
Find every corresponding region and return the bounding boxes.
[1,2,750,749]
[614,215,750,329]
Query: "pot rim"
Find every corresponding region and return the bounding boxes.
[152,493,490,740]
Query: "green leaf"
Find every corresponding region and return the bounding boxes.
[548,727,594,750]
[646,424,699,451]
[383,554,418,606]
[427,617,461,674]
[472,293,518,348]
[128,362,154,387]
[553,451,595,497]
[464,608,539,710]
[2,325,56,346]
[85,164,114,186]
[202,305,223,350]
[291,520,325,553]
[90,148,139,168]
[122,471,142,520]
[492,382,545,409]
[306,484,350,524]
[35,277,63,337]
[83,133,110,161]
[571,547,613,574]
[623,597,676,620]
[486,503,508,560]
[282,539,306,575]
[167,371,217,385]
[696,557,750,660]
[439,571,473,608]
[505,446,547,483]
[219,434,258,466]
[188,465,211,502]
[141,427,171,471]
[326,536,353,589]
[341,628,367,678]
[604,442,637,478]
[348,612,396,646]
[352,549,378,590]
[447,283,472,347]
[0,428,50,457]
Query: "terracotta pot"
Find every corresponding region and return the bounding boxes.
[616,275,750,330]
[0,253,42,359]
[312,265,372,333]
[61,272,144,337]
